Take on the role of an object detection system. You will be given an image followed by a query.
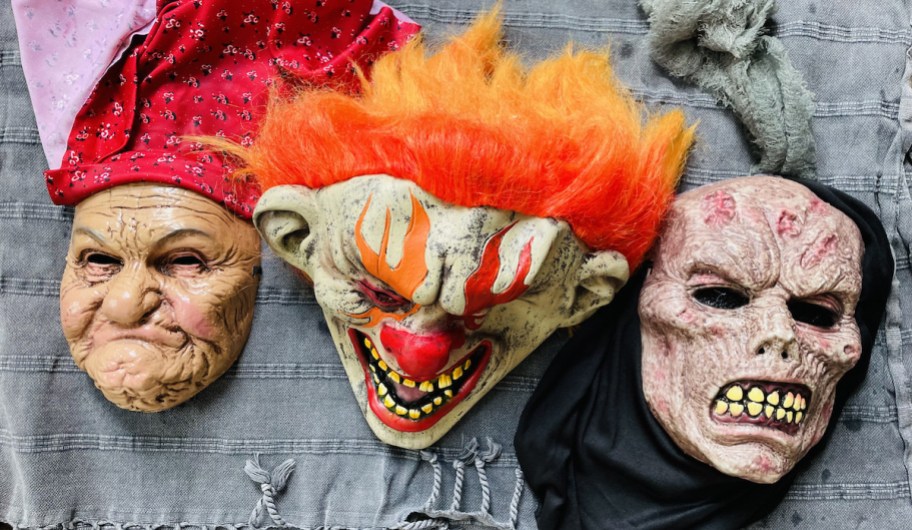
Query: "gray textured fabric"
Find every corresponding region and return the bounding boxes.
[640,0,817,179]
[2,0,912,528]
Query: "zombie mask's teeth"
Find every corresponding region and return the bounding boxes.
[712,381,811,435]
[353,330,486,421]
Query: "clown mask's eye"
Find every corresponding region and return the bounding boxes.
[692,287,750,309]
[788,299,840,328]
[358,280,412,311]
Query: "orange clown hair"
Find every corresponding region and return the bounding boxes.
[233,9,694,267]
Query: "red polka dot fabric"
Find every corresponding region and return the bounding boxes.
[44,0,420,219]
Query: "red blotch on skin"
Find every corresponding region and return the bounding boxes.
[676,308,696,325]
[809,197,830,215]
[752,453,775,474]
[776,210,802,237]
[702,190,737,227]
[169,293,216,340]
[799,234,838,269]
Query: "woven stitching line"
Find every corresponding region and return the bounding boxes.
[0,127,41,144]
[0,50,22,66]
[397,5,912,44]
[0,430,522,465]
[783,481,910,501]
[11,521,389,530]
[0,355,542,391]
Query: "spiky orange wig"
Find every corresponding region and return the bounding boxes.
[234,9,694,267]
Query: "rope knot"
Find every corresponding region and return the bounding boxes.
[245,454,296,527]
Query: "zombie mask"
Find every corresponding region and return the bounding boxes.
[256,175,628,447]
[640,176,865,483]
[40,0,418,410]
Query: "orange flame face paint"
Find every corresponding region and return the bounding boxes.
[463,224,534,326]
[355,192,431,301]
[349,303,420,329]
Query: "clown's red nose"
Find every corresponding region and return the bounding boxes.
[379,324,465,381]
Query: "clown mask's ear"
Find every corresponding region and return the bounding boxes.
[254,185,321,273]
[564,250,630,327]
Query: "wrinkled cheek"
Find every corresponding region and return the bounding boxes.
[809,400,835,447]
[168,291,220,342]
[59,283,101,348]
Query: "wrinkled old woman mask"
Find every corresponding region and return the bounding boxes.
[41,0,418,412]
[640,176,865,483]
[61,183,261,411]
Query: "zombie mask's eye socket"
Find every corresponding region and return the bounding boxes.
[358,279,412,311]
[691,286,750,310]
[787,299,840,328]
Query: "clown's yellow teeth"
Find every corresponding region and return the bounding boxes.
[357,330,484,421]
[366,344,473,395]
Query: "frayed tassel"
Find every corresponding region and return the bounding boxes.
[420,449,443,511]
[475,438,502,515]
[245,455,296,527]
[450,438,479,511]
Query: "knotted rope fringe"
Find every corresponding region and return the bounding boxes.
[244,455,296,527]
[508,467,524,528]
[450,438,479,512]
[640,0,816,178]
[394,438,521,530]
[420,449,443,511]
[474,438,502,516]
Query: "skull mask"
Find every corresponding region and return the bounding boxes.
[256,175,628,448]
[640,176,865,483]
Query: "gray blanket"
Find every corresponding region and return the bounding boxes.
[2,0,911,528]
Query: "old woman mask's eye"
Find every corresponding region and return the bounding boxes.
[80,251,124,281]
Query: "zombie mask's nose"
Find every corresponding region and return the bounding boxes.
[750,297,800,361]
[379,323,466,380]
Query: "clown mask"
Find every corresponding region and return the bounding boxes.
[640,176,865,483]
[256,175,628,448]
[61,183,261,411]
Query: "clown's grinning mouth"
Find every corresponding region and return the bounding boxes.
[711,381,811,436]
[351,330,486,421]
